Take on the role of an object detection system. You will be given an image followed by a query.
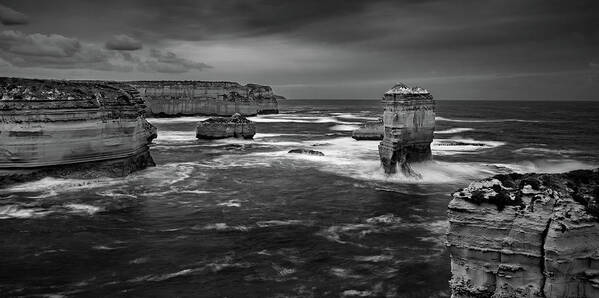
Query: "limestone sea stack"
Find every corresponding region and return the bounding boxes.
[378,83,435,176]
[447,169,599,298]
[0,77,156,186]
[352,118,384,140]
[129,81,282,117]
[196,113,256,139]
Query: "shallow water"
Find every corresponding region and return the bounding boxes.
[1,100,598,297]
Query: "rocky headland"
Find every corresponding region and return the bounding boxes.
[196,113,256,139]
[447,169,599,298]
[129,81,281,117]
[0,77,156,186]
[378,83,435,176]
[352,118,384,140]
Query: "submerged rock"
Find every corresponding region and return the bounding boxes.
[195,113,256,139]
[378,83,435,177]
[447,169,599,298]
[352,118,384,140]
[288,149,325,156]
[129,81,282,116]
[0,77,156,186]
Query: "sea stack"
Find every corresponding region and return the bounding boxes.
[129,81,281,117]
[196,113,256,139]
[447,169,599,298]
[0,77,156,185]
[378,83,435,176]
[352,118,384,140]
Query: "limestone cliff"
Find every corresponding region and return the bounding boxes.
[352,118,383,140]
[378,83,435,176]
[196,113,256,139]
[129,81,281,116]
[447,169,599,298]
[0,77,156,186]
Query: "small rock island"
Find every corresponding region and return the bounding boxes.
[447,169,599,298]
[0,77,156,185]
[352,118,384,140]
[196,113,256,139]
[378,83,435,176]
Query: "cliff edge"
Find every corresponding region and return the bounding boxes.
[447,169,599,298]
[129,81,281,117]
[0,77,156,186]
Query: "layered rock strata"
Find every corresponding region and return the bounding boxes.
[129,81,281,116]
[0,77,156,186]
[447,169,599,298]
[352,118,384,140]
[196,113,256,139]
[378,83,435,176]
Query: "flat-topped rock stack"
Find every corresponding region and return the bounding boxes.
[129,81,282,117]
[352,118,384,140]
[196,113,256,139]
[378,83,435,176]
[447,169,599,298]
[0,77,156,185]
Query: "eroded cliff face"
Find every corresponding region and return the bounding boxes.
[129,81,280,116]
[447,169,599,298]
[352,118,384,140]
[0,77,156,185]
[378,83,435,176]
[196,113,256,139]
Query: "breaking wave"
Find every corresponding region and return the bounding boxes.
[436,116,541,123]
[434,128,474,134]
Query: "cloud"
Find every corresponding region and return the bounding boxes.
[0,30,129,71]
[139,49,212,73]
[0,4,28,25]
[105,34,142,51]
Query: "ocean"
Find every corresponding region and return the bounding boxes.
[1,100,598,297]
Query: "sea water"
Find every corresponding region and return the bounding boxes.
[1,100,598,297]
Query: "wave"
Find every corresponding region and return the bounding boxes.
[64,203,102,215]
[329,113,379,121]
[153,130,197,144]
[490,159,596,174]
[513,147,583,156]
[0,204,50,219]
[248,115,356,125]
[329,124,361,131]
[434,128,474,134]
[146,116,209,124]
[432,138,505,155]
[436,116,541,123]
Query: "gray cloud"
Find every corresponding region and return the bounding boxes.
[0,4,28,25]
[105,34,142,51]
[0,30,129,71]
[139,49,212,73]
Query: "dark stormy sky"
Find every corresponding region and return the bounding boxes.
[0,0,597,99]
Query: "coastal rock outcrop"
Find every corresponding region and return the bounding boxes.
[378,83,435,176]
[195,113,256,139]
[352,118,384,140]
[0,77,156,186]
[447,169,599,298]
[288,149,325,156]
[129,81,281,117]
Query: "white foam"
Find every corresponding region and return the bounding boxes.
[64,203,102,215]
[432,138,505,155]
[513,147,583,156]
[434,128,474,134]
[146,116,209,124]
[0,205,50,219]
[329,124,361,131]
[154,130,196,144]
[436,116,541,123]
[248,115,355,124]
[330,113,379,121]
[491,159,596,174]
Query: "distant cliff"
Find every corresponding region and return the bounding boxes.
[447,169,599,298]
[378,83,435,176]
[0,77,156,185]
[128,81,281,117]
